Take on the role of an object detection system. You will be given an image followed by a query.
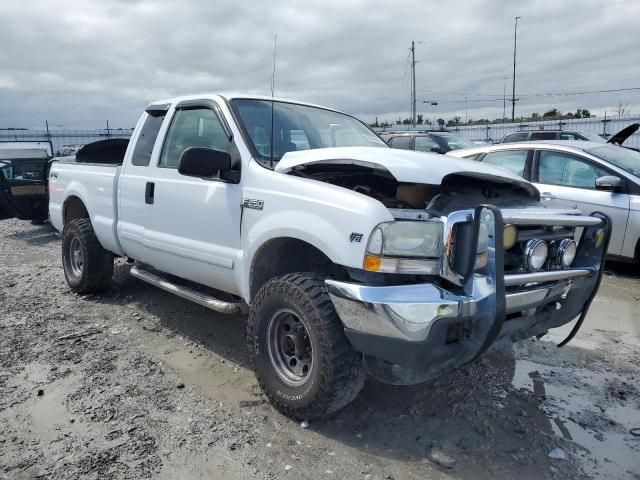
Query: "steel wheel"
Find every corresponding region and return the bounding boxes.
[69,237,84,277]
[266,309,314,386]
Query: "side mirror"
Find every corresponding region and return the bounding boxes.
[595,175,623,192]
[178,147,232,179]
[430,146,443,154]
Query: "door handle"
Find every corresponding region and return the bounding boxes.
[145,182,155,204]
[540,192,556,200]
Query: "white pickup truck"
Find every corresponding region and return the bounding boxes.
[49,94,611,419]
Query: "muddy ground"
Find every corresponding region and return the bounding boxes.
[0,219,639,480]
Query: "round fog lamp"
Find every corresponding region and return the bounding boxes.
[557,239,577,267]
[525,239,548,271]
[503,224,518,249]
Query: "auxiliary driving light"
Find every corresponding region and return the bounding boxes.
[556,239,577,267]
[525,239,548,271]
[593,228,606,249]
[503,224,518,249]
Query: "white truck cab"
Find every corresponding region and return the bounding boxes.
[49,94,611,418]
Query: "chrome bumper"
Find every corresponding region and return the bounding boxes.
[326,206,610,376]
[326,267,592,342]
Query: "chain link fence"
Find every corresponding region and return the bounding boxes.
[0,128,134,155]
[375,115,640,149]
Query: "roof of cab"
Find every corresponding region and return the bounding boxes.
[145,93,343,114]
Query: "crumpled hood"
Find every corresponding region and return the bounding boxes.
[275,146,527,185]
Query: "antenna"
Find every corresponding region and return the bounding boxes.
[269,34,278,167]
[271,34,277,97]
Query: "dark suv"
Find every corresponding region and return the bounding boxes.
[379,131,475,154]
[500,131,606,143]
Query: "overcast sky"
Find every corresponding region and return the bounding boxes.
[1,0,639,129]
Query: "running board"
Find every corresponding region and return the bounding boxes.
[130,266,242,314]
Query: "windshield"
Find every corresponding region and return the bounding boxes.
[231,99,387,166]
[435,133,475,150]
[579,132,606,143]
[587,145,640,177]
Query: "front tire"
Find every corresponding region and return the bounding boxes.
[247,273,365,419]
[62,218,114,293]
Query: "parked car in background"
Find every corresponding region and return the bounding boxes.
[501,131,606,143]
[448,141,640,262]
[0,139,129,223]
[500,123,639,149]
[56,144,85,157]
[379,130,475,154]
[0,141,52,221]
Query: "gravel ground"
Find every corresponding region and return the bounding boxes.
[1,219,639,479]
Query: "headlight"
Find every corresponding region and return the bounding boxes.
[364,221,443,274]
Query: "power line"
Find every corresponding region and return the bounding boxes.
[417,86,640,101]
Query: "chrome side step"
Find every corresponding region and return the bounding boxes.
[130,266,242,314]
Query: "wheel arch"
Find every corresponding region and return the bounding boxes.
[63,195,90,226]
[248,236,347,301]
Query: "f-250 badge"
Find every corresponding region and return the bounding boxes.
[350,233,363,243]
[243,198,264,210]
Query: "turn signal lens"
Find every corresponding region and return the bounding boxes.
[364,255,381,271]
[503,224,518,249]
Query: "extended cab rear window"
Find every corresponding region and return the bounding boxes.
[131,111,167,166]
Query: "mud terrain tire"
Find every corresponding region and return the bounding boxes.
[62,218,114,293]
[247,273,365,419]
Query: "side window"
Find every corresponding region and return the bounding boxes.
[530,131,557,140]
[503,132,527,143]
[290,130,310,150]
[389,136,412,149]
[480,150,529,176]
[131,111,167,166]
[538,151,607,189]
[159,108,230,169]
[414,136,440,152]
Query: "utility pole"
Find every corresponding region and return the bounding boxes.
[410,40,416,128]
[511,16,520,122]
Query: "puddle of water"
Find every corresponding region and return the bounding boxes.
[513,359,640,479]
[153,346,258,409]
[543,279,640,351]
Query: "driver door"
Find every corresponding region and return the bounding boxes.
[0,158,49,221]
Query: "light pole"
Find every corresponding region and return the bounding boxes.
[502,76,509,122]
[511,16,520,122]
[465,96,468,124]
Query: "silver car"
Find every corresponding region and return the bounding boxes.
[448,141,640,262]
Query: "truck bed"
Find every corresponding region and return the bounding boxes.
[48,162,123,255]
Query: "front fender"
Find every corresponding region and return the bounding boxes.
[237,169,394,301]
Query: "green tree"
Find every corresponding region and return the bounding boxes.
[437,118,445,127]
[543,108,560,118]
[580,108,591,118]
[417,114,423,125]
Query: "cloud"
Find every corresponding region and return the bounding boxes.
[1,0,639,128]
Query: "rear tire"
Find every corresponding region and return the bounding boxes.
[62,218,113,293]
[247,273,365,419]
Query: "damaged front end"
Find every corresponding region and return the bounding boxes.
[326,206,611,385]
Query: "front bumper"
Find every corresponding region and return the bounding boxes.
[326,206,610,382]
